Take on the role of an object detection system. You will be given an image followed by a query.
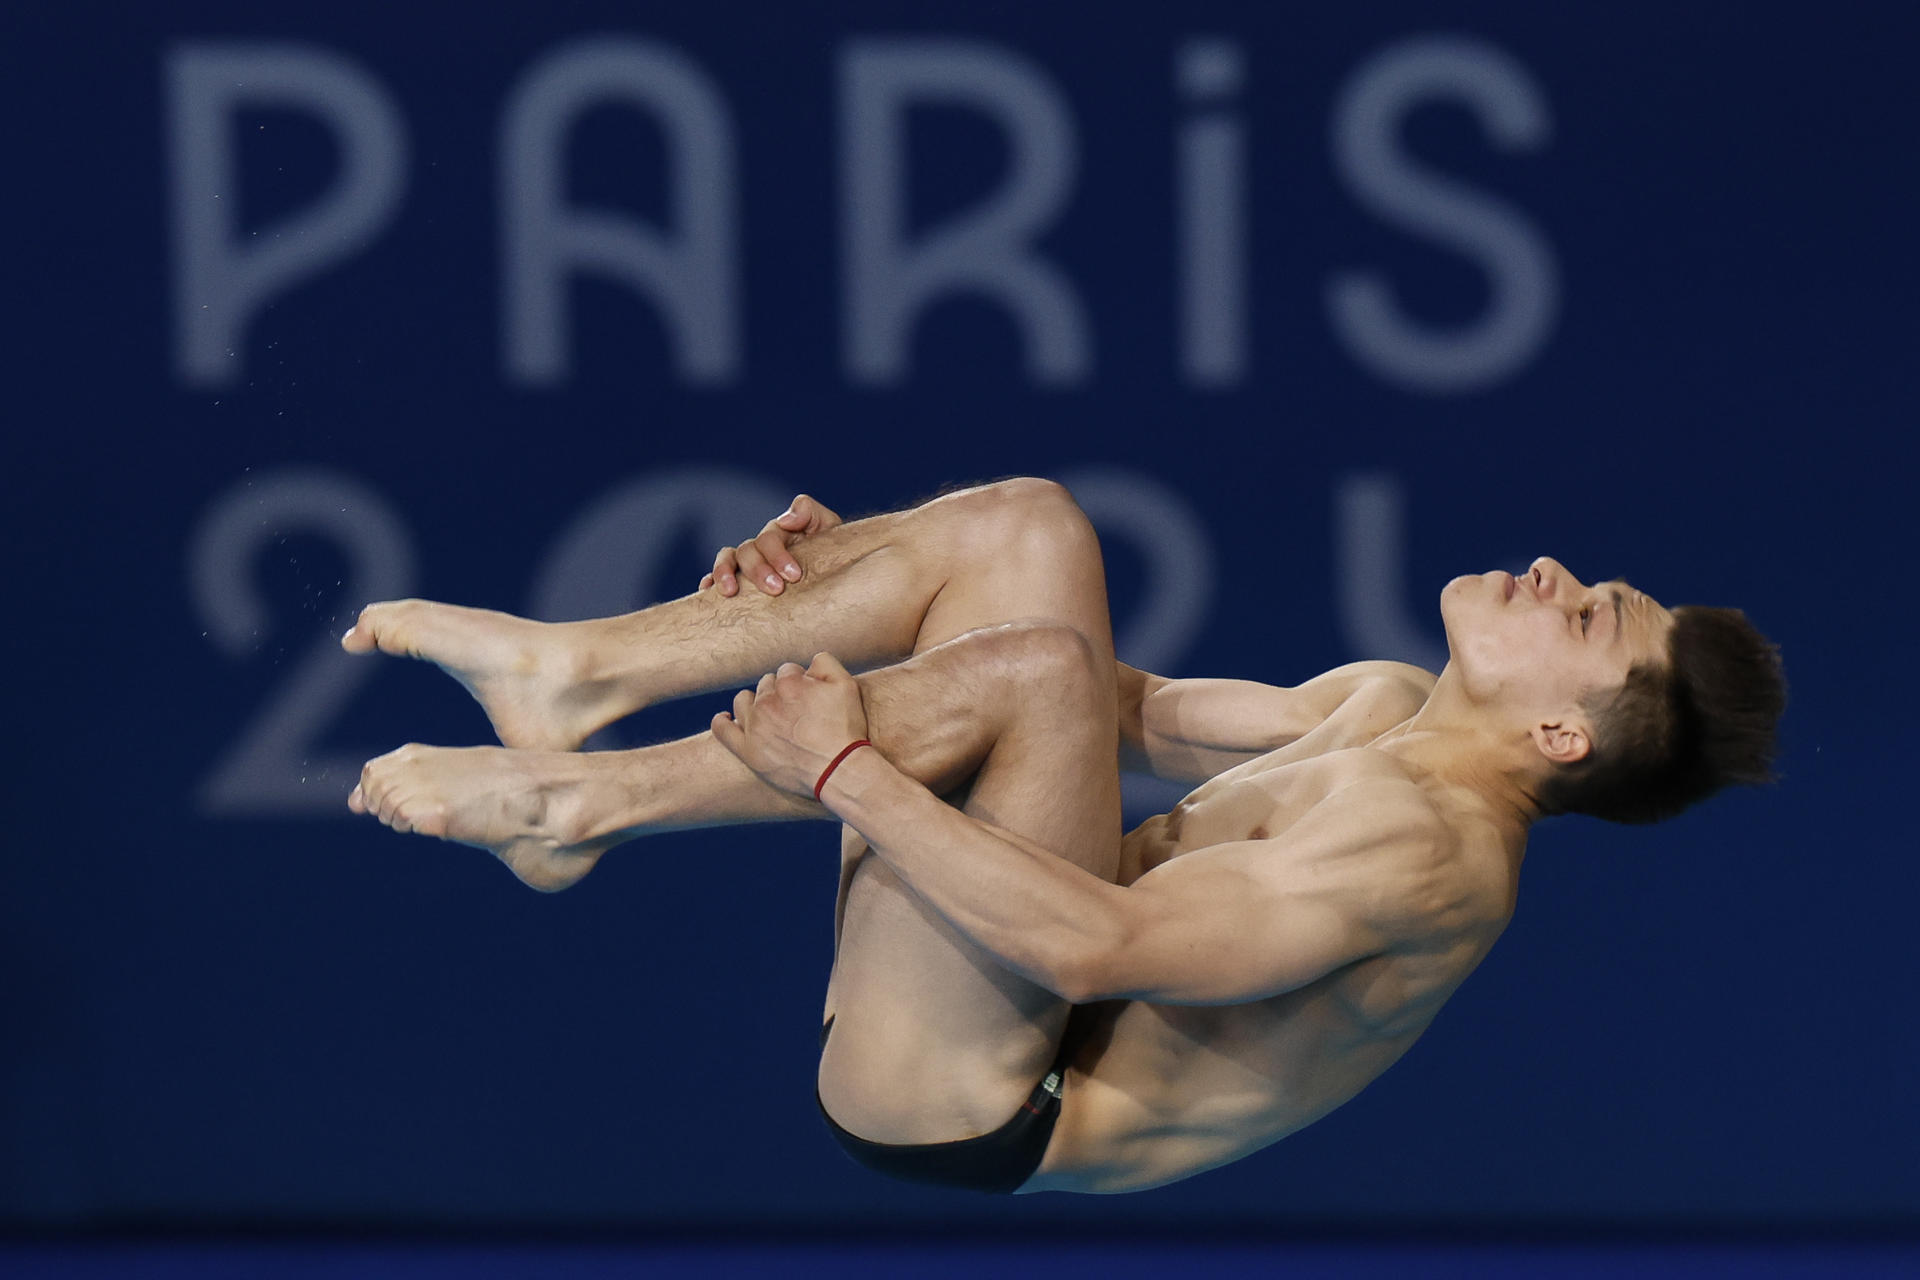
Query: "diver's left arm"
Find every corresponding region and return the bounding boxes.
[1119,660,1436,782]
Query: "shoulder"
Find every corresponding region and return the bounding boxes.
[1293,765,1481,938]
[1337,661,1438,706]
[1292,661,1435,726]
[1328,659,1439,690]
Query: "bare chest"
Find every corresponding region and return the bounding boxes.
[1124,752,1376,881]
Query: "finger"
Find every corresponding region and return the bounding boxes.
[793,494,843,534]
[754,529,803,583]
[807,651,853,682]
[699,573,714,591]
[733,688,754,729]
[711,711,746,757]
[756,672,777,697]
[711,548,740,597]
[736,540,784,596]
[776,661,806,682]
[348,783,366,815]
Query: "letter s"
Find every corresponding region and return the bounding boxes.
[1327,36,1557,395]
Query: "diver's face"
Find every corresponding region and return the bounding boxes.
[1439,557,1675,714]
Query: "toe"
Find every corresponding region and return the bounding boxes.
[413,802,448,839]
[342,604,386,654]
[345,601,428,659]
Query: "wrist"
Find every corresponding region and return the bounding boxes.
[816,741,896,812]
[812,738,872,800]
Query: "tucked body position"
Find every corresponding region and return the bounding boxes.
[342,478,1785,1194]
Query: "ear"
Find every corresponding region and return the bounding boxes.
[1531,719,1592,766]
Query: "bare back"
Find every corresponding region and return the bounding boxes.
[1032,677,1522,1194]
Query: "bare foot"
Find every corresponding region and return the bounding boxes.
[342,600,618,751]
[350,743,614,891]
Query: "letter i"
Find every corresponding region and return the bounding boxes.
[1176,38,1248,388]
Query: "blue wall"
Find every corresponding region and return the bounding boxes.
[7,0,1915,1230]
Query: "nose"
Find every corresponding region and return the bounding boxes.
[1527,556,1585,598]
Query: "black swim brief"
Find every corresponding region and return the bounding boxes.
[816,1017,1066,1194]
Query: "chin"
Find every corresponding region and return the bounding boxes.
[1438,574,1481,622]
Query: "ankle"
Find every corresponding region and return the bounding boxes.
[535,754,625,849]
[558,619,654,707]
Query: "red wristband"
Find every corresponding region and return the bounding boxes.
[814,739,872,801]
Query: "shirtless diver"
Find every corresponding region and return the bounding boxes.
[343,479,1785,1194]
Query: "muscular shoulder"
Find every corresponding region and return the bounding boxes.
[1284,768,1482,942]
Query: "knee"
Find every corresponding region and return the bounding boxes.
[983,621,1107,711]
[950,478,1100,571]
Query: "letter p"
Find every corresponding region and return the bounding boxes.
[165,43,406,386]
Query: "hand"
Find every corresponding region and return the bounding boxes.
[700,494,843,597]
[710,652,871,798]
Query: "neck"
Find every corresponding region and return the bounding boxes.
[1369,668,1545,841]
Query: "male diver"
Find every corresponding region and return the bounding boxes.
[343,479,1783,1193]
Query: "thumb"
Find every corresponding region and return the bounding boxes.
[711,711,748,758]
[776,505,810,531]
[807,651,853,683]
[804,496,843,532]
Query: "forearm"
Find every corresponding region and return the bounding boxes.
[1115,661,1160,774]
[1120,665,1309,782]
[820,745,1125,1001]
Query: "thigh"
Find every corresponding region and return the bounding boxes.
[817,629,1121,1146]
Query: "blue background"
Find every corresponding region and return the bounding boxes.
[6,0,1916,1237]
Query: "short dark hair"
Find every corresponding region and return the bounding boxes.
[1540,605,1786,824]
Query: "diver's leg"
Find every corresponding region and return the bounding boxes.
[342,479,1110,750]
[815,623,1121,1145]
[352,622,1115,897]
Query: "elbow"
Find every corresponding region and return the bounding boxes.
[1049,897,1148,1004]
[1048,936,1126,1005]
[1051,959,1105,1007]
